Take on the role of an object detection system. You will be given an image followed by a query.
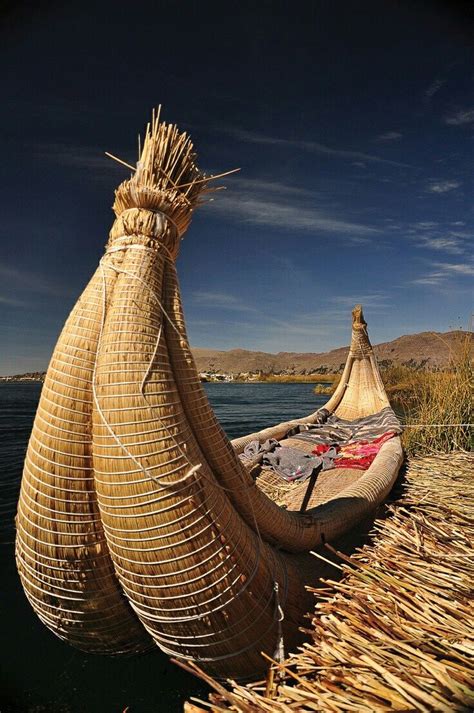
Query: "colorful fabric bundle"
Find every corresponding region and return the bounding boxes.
[312,431,396,471]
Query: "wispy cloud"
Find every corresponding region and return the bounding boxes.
[412,271,446,286]
[414,221,438,229]
[206,178,378,238]
[330,293,389,310]
[408,220,471,256]
[375,131,402,142]
[192,291,258,313]
[425,78,446,100]
[220,178,314,198]
[189,297,338,351]
[0,295,29,307]
[415,236,465,255]
[444,108,474,126]
[412,261,474,287]
[426,180,461,194]
[0,263,71,298]
[433,262,474,276]
[217,127,412,168]
[31,141,133,174]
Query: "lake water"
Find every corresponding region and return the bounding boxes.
[0,381,328,713]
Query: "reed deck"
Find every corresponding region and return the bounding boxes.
[183,451,474,712]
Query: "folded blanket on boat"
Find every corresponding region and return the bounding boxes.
[263,445,338,482]
[239,408,401,483]
[331,431,397,470]
[263,447,321,482]
[242,438,279,460]
[240,438,337,481]
[287,406,401,446]
[312,431,397,471]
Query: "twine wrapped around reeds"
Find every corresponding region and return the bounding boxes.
[16,109,403,678]
[15,265,151,654]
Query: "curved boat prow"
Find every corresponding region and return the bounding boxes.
[324,304,391,418]
[231,304,391,451]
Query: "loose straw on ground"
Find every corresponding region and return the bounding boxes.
[181,451,474,712]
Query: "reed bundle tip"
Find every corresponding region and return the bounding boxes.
[110,107,240,242]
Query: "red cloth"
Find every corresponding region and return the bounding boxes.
[312,432,396,471]
[312,443,340,456]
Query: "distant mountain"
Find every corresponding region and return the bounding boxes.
[192,330,471,375]
[1,331,471,380]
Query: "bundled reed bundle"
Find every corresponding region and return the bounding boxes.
[15,248,151,655]
[16,109,403,679]
[90,111,312,679]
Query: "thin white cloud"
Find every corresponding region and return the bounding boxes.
[426,180,461,194]
[407,220,472,257]
[375,131,402,142]
[412,272,446,286]
[217,127,412,168]
[330,293,389,310]
[31,141,133,174]
[425,78,446,100]
[444,108,474,126]
[416,236,465,255]
[415,221,439,229]
[192,291,258,313]
[0,264,69,297]
[222,178,314,198]
[434,262,474,276]
[412,261,474,287]
[206,178,378,238]
[210,193,377,237]
[0,295,29,307]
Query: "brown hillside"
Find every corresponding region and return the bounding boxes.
[1,332,471,380]
[192,330,471,375]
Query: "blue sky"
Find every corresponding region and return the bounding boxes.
[1,1,473,374]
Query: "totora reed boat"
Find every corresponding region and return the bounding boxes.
[15,110,404,680]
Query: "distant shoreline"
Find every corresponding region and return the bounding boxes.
[0,373,338,384]
[0,374,45,383]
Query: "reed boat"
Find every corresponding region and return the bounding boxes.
[15,110,404,680]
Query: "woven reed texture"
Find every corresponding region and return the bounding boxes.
[15,265,150,654]
[92,245,311,679]
[182,451,474,712]
[16,112,403,678]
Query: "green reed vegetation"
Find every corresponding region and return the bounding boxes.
[393,336,472,455]
[247,373,341,384]
[308,335,472,456]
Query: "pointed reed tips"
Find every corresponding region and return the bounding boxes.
[352,304,366,327]
[105,152,136,173]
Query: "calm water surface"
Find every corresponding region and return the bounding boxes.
[0,382,327,713]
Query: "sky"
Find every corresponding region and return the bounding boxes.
[1,0,473,374]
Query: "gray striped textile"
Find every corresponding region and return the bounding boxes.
[287,406,402,446]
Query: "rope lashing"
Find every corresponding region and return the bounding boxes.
[113,207,182,242]
[93,251,203,492]
[94,238,293,661]
[273,581,286,668]
[403,423,472,428]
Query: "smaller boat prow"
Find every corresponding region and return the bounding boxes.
[232,304,404,545]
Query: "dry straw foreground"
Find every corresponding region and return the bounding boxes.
[183,451,474,712]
